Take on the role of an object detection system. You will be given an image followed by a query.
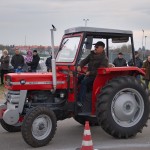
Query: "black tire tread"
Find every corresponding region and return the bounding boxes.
[96,76,150,138]
[21,106,57,147]
[0,119,21,132]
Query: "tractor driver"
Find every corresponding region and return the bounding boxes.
[77,41,108,107]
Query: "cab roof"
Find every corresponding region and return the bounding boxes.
[64,26,133,36]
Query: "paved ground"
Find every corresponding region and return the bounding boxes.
[1,86,150,149]
[0,85,6,101]
[0,117,150,150]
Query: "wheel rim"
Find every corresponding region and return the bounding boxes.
[32,114,52,140]
[111,88,144,127]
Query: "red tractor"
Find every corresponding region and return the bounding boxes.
[0,26,149,147]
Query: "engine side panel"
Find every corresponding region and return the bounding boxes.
[5,72,67,90]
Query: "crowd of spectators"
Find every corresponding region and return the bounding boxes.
[0,49,150,88]
[10,48,41,73]
[0,48,52,85]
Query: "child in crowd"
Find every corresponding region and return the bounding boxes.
[24,50,33,72]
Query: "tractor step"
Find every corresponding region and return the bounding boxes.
[78,112,96,117]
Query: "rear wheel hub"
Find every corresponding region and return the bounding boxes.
[111,89,144,127]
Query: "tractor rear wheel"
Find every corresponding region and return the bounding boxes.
[96,76,150,138]
[21,106,57,147]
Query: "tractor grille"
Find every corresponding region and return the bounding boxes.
[6,90,20,104]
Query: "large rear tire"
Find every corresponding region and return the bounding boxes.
[21,106,57,147]
[0,119,21,132]
[96,76,150,138]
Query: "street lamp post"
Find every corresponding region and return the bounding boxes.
[145,36,147,50]
[142,29,145,60]
[142,29,144,50]
[25,35,26,46]
[83,19,89,27]
[143,35,147,59]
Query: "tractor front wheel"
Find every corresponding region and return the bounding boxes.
[96,76,150,138]
[0,119,21,132]
[21,106,57,147]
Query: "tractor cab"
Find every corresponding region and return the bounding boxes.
[57,27,135,65]
[55,27,145,115]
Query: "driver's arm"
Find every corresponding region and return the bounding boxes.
[78,54,90,70]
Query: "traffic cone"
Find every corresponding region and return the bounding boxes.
[80,121,94,150]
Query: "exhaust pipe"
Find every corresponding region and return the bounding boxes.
[50,25,57,91]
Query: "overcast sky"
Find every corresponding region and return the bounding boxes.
[0,0,150,49]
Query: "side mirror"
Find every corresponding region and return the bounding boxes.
[85,36,93,49]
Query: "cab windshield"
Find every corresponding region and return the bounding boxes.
[56,37,80,62]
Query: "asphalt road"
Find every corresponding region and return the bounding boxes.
[0,118,150,150]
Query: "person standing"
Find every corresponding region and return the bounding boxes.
[24,50,33,72]
[45,55,52,72]
[27,49,40,72]
[113,52,127,67]
[11,48,24,72]
[128,51,143,68]
[142,56,150,89]
[77,41,108,106]
[0,49,10,84]
[128,51,143,80]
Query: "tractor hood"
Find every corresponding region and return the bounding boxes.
[4,72,68,90]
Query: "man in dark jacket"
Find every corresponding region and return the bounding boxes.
[128,51,143,80]
[0,49,10,84]
[45,55,52,72]
[27,50,40,72]
[128,51,143,68]
[11,48,24,72]
[77,41,108,106]
[113,52,127,67]
[143,56,150,88]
